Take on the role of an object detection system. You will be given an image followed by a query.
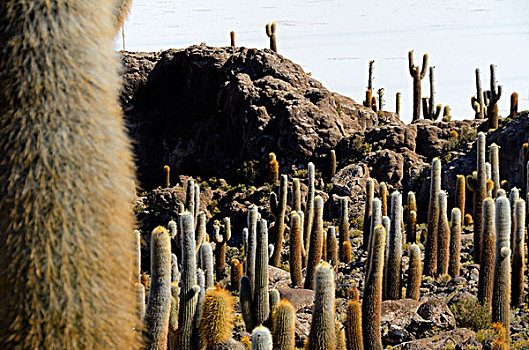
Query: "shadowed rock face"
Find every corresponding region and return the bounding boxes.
[121,45,398,189]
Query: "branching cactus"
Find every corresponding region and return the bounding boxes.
[240,276,255,332]
[437,191,450,276]
[143,226,172,350]
[422,66,442,120]
[475,132,488,262]
[478,198,496,307]
[406,191,417,243]
[164,165,171,188]
[490,144,500,197]
[303,163,316,267]
[272,299,296,350]
[512,199,525,307]
[448,208,462,277]
[265,23,277,52]
[307,262,336,350]
[362,178,375,250]
[292,178,301,212]
[407,244,422,301]
[485,64,503,130]
[455,175,466,224]
[200,285,234,348]
[425,158,441,276]
[268,152,279,185]
[339,197,350,262]
[289,211,303,287]
[408,50,429,121]
[305,196,324,290]
[327,226,339,267]
[362,225,386,350]
[472,68,486,119]
[270,174,288,267]
[251,326,273,350]
[346,288,363,350]
[254,219,270,326]
[247,206,259,292]
[366,198,382,279]
[386,191,403,300]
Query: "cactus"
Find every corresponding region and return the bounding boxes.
[474,132,488,262]
[385,191,403,300]
[455,175,466,224]
[268,152,279,184]
[377,88,384,111]
[194,183,201,225]
[448,208,462,277]
[362,178,375,250]
[408,50,429,121]
[231,259,244,292]
[215,218,231,278]
[380,182,388,217]
[485,64,503,130]
[478,198,496,306]
[336,321,347,350]
[363,89,373,108]
[366,198,382,278]
[133,229,142,283]
[230,31,236,47]
[437,191,450,276]
[268,289,280,322]
[509,188,520,249]
[288,211,303,287]
[144,226,172,350]
[510,92,518,118]
[240,276,255,332]
[381,215,391,300]
[362,225,386,350]
[343,241,352,264]
[512,199,525,307]
[201,285,234,347]
[251,326,273,350]
[254,219,270,326]
[272,299,296,350]
[270,174,288,266]
[168,282,179,348]
[406,244,422,301]
[346,287,363,350]
[142,272,150,292]
[327,226,339,266]
[472,68,486,119]
[406,192,417,243]
[265,23,277,52]
[367,60,375,91]
[307,262,336,350]
[424,158,441,276]
[246,206,259,292]
[196,212,207,253]
[177,213,201,350]
[396,92,401,117]
[339,197,350,262]
[164,165,171,188]
[330,150,337,177]
[422,66,442,120]
[171,253,179,283]
[490,144,500,198]
[524,143,529,203]
[292,178,301,212]
[303,163,316,267]
[371,96,378,112]
[200,242,215,290]
[322,228,327,263]
[186,178,196,217]
[136,282,147,332]
[305,196,324,290]
[442,106,451,122]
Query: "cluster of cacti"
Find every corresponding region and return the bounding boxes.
[265,23,277,52]
[408,50,429,122]
[363,89,377,111]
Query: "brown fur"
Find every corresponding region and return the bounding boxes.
[0,1,137,348]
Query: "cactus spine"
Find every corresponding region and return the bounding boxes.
[327,226,339,266]
[485,64,503,130]
[490,144,500,197]
[303,163,316,266]
[272,299,296,350]
[437,191,450,276]
[270,174,288,267]
[425,158,441,276]
[422,66,442,120]
[408,50,429,121]
[265,23,277,53]
[512,199,525,307]
[346,288,363,350]
[448,208,462,277]
[478,198,496,306]
[362,225,386,350]
[305,196,324,290]
[307,262,336,350]
[475,132,488,262]
[200,285,234,347]
[406,244,422,301]
[144,226,172,350]
[455,175,466,223]
[254,219,270,326]
[362,178,375,250]
[251,326,273,350]
[385,191,403,300]
[339,197,350,262]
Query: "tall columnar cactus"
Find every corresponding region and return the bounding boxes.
[490,144,500,198]
[230,31,236,47]
[346,288,363,350]
[422,66,442,120]
[363,89,373,108]
[144,226,172,350]
[305,196,324,290]
[377,88,385,111]
[472,68,485,119]
[381,216,391,298]
[478,198,496,306]
[171,253,179,283]
[330,150,337,178]
[186,178,195,216]
[396,92,401,117]
[133,229,142,283]
[385,191,403,300]
[289,211,303,287]
[406,244,422,301]
[448,208,462,277]
[510,92,519,118]
[214,218,231,278]
[455,175,466,223]
[196,212,207,253]
[268,152,279,185]
[240,276,255,332]
[343,241,352,264]
[475,132,488,262]
[368,60,375,91]
[303,163,316,267]
[512,199,525,307]
[408,50,429,122]
[327,226,339,266]
[292,178,301,212]
[336,321,347,350]
[136,282,146,332]
[362,178,375,250]
[200,242,214,290]
[509,188,520,250]
[366,198,382,279]
[437,191,450,276]
[200,284,235,348]
[272,299,296,350]
[270,174,288,267]
[485,64,503,130]
[251,326,273,350]
[362,225,386,350]
[425,158,441,276]
[307,262,336,350]
[339,197,350,261]
[194,183,201,225]
[195,269,206,345]
[254,219,270,326]
[231,259,244,292]
[168,282,179,349]
[164,165,171,188]
[247,206,259,292]
[380,182,388,217]
[265,23,277,53]
[268,289,280,322]
[406,191,417,243]
[442,106,451,122]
